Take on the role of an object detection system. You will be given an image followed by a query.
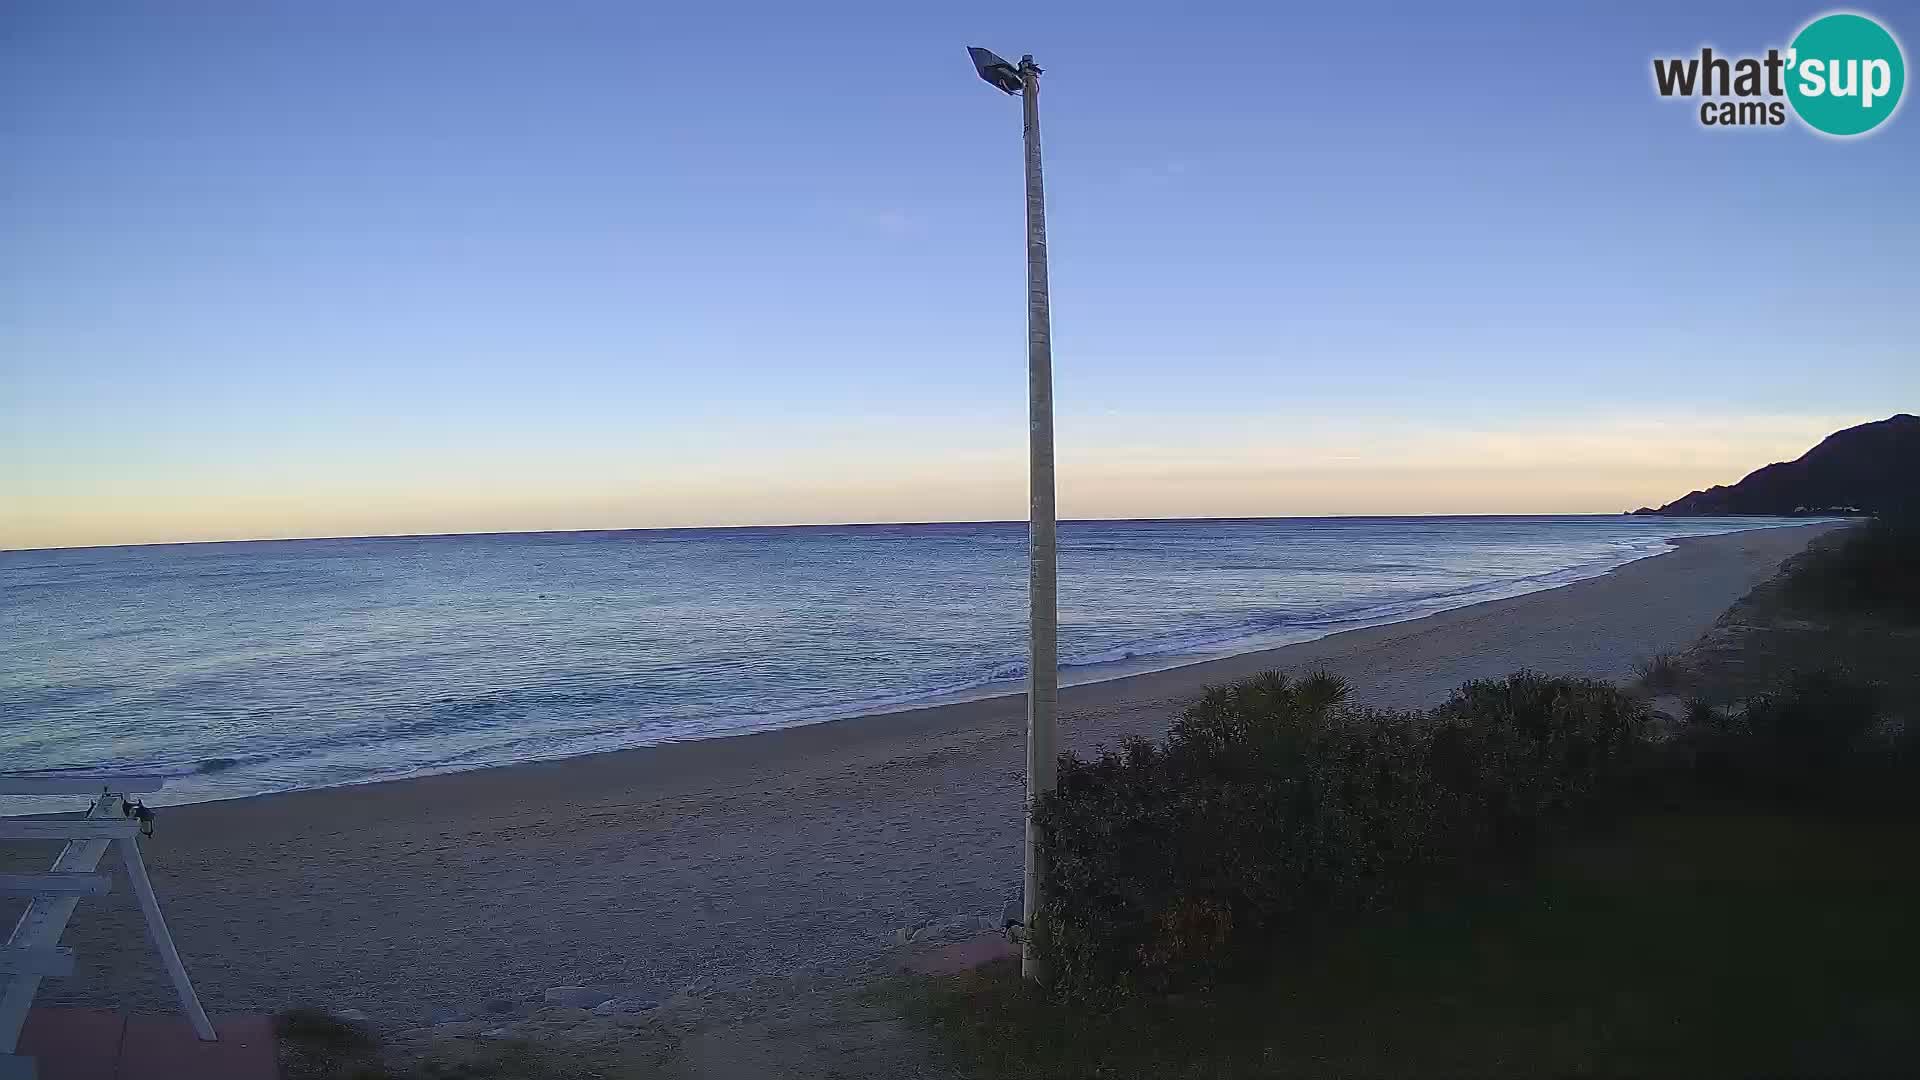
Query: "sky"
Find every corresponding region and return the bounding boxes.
[2,2,1915,550]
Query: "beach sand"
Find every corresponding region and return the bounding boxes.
[10,523,1836,1025]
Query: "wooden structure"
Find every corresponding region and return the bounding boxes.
[1,774,213,1079]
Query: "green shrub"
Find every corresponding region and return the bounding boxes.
[1784,514,1920,622]
[1031,670,1650,1003]
[1426,672,1652,856]
[1635,652,1687,693]
[1681,667,1912,808]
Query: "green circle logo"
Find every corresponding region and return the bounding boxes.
[1787,12,1906,136]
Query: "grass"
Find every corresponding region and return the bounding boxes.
[1633,652,1686,695]
[275,1010,675,1080]
[897,808,1920,1078]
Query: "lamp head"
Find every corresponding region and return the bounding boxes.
[968,47,1025,94]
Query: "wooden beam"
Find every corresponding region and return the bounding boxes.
[0,874,110,898]
[0,949,74,978]
[0,820,141,842]
[0,775,166,797]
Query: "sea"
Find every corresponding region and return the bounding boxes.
[1,516,1795,807]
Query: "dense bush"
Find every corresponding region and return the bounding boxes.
[1784,513,1920,622]
[1030,670,1650,1002]
[1425,672,1651,855]
[1682,667,1914,809]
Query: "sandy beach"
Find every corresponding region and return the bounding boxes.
[9,523,1836,1026]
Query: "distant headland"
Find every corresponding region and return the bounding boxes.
[1630,413,1917,517]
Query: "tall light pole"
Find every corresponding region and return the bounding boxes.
[969,46,1056,985]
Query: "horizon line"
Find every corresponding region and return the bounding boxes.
[1,510,1799,556]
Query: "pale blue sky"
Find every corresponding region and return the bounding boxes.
[3,2,1915,548]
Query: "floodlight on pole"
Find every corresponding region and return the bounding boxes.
[968,45,1056,986]
[968,47,1025,95]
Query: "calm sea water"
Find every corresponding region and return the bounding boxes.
[1,516,1789,805]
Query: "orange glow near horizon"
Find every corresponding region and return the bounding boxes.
[1,412,1870,551]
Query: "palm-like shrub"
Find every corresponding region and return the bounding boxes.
[1425,672,1651,856]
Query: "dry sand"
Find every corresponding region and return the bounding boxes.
[11,523,1835,1026]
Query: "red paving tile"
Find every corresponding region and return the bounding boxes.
[15,1009,124,1080]
[120,1013,277,1080]
[14,1010,278,1080]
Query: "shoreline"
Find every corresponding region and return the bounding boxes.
[81,520,1817,809]
[13,522,1840,1024]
